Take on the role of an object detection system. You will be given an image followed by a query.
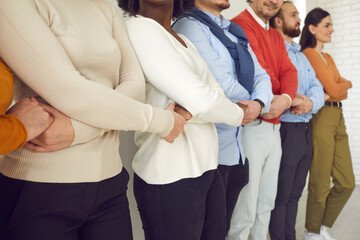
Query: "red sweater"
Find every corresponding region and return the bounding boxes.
[232,9,298,124]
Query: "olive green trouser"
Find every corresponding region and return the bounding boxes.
[305,106,355,234]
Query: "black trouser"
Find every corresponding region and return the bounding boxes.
[0,169,133,240]
[269,122,313,240]
[133,169,226,240]
[218,158,249,234]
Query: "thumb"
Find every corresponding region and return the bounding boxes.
[166,102,175,112]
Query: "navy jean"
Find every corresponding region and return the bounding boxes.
[0,169,133,240]
[218,158,249,234]
[133,169,226,240]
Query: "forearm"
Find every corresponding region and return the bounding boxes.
[279,62,298,100]
[0,60,14,113]
[127,18,244,127]
[0,115,27,154]
[249,47,273,113]
[0,1,173,136]
[70,119,108,146]
[262,94,289,119]
[308,81,325,114]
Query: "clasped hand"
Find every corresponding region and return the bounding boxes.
[162,103,187,143]
[290,94,313,115]
[24,98,75,152]
[262,95,289,119]
[236,100,258,125]
[7,97,74,152]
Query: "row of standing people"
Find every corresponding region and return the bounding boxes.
[0,0,354,240]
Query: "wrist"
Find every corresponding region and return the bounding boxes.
[236,102,248,113]
[281,94,292,109]
[253,99,265,116]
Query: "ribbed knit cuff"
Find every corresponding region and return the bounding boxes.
[146,107,174,138]
[71,118,105,146]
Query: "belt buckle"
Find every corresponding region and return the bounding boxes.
[332,102,340,107]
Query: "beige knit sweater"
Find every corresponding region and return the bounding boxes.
[0,0,174,183]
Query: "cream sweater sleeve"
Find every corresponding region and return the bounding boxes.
[71,4,148,145]
[126,18,244,127]
[0,0,173,137]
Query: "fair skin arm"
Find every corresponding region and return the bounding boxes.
[24,99,74,152]
[289,95,313,115]
[261,95,290,119]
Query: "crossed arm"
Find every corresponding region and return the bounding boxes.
[0,0,183,152]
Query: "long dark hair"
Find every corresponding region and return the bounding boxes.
[118,0,193,18]
[299,8,330,51]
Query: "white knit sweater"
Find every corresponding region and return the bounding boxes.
[126,17,244,184]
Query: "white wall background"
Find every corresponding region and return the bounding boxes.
[115,0,360,238]
[222,0,248,19]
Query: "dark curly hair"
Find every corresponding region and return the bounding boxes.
[118,0,194,18]
[299,8,330,51]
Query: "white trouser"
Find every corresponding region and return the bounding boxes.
[227,120,282,240]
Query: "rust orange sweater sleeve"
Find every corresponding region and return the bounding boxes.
[302,48,351,102]
[0,59,27,154]
[0,115,28,155]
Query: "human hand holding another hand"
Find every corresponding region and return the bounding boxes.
[24,98,75,152]
[174,104,192,121]
[290,94,313,115]
[237,100,260,125]
[262,95,289,119]
[7,97,54,141]
[291,95,305,107]
[163,102,186,143]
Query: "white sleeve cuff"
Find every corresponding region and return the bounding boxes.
[282,93,292,109]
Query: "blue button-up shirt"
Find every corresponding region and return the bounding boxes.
[173,12,273,166]
[280,41,324,123]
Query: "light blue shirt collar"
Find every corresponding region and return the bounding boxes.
[202,11,231,30]
[285,41,301,53]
